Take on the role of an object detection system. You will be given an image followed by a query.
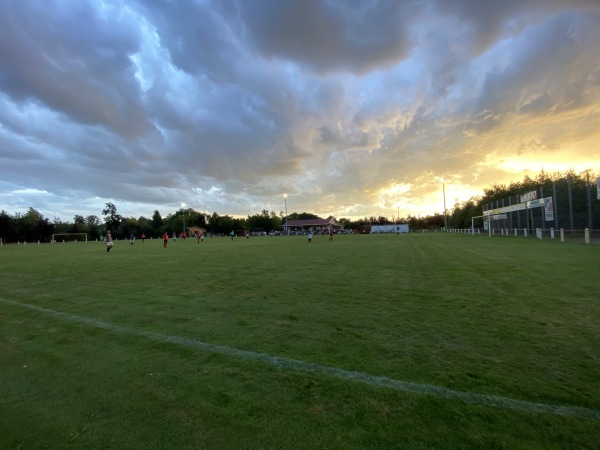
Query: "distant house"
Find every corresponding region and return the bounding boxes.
[281,216,342,234]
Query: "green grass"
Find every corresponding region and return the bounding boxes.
[1,234,599,449]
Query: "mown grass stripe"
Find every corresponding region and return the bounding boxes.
[3,297,599,421]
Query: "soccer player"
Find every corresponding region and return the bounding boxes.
[104,230,113,252]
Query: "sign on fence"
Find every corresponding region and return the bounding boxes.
[597,177,600,200]
[521,190,537,202]
[527,198,546,208]
[545,197,554,221]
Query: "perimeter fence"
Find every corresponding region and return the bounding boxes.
[476,174,600,243]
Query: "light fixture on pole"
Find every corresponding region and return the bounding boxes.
[441,178,448,231]
[284,193,288,236]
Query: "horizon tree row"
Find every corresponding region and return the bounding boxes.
[2,168,597,243]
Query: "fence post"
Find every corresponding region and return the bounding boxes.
[524,228,528,238]
[550,228,555,239]
[560,228,565,242]
[585,228,590,244]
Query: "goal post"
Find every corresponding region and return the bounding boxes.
[51,233,88,243]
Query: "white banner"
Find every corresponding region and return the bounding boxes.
[521,190,538,202]
[545,197,554,221]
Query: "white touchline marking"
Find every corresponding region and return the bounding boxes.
[2,297,599,420]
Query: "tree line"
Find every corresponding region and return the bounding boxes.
[0,202,447,243]
[1,169,596,243]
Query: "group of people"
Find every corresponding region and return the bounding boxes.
[104,231,146,252]
[105,227,332,251]
[307,228,333,243]
[162,231,203,248]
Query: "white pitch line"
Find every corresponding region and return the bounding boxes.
[2,297,599,420]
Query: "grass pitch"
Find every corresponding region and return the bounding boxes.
[1,234,599,449]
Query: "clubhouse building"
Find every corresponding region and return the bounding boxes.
[282,216,343,234]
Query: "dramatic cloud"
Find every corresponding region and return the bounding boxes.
[1,0,599,222]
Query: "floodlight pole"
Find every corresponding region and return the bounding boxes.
[442,178,448,232]
[284,194,288,236]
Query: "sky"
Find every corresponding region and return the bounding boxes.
[1,0,599,222]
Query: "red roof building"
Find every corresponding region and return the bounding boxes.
[282,216,342,233]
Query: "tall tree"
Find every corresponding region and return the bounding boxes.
[86,215,101,240]
[247,211,277,233]
[188,210,207,228]
[85,215,100,227]
[297,212,320,220]
[0,210,15,243]
[121,217,139,238]
[151,210,163,235]
[71,215,86,233]
[20,208,54,242]
[102,202,122,235]
[137,216,153,237]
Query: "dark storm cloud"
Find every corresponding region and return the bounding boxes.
[430,0,600,55]
[235,0,413,75]
[464,10,600,136]
[0,1,154,140]
[135,0,244,80]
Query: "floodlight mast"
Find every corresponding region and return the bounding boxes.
[441,178,448,231]
[284,194,288,236]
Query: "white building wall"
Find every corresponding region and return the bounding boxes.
[371,224,409,233]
